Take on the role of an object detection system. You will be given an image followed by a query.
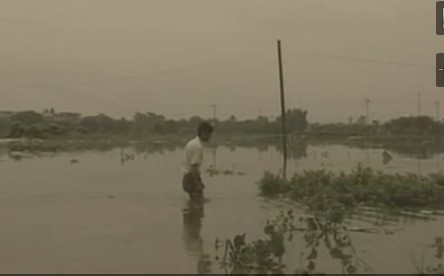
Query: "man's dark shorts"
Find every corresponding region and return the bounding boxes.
[182,172,204,195]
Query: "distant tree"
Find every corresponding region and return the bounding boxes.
[175,119,190,133]
[113,117,131,133]
[189,116,204,128]
[255,115,269,125]
[11,111,44,125]
[45,124,66,135]
[384,116,437,135]
[152,123,166,134]
[133,112,147,133]
[275,109,308,133]
[161,119,179,134]
[0,117,11,137]
[356,115,366,125]
[133,112,166,134]
[26,125,44,138]
[80,114,119,133]
[228,115,237,123]
[9,122,26,138]
[252,115,270,133]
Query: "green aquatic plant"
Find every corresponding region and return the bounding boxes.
[415,236,444,275]
[213,209,370,275]
[215,224,286,275]
[197,254,212,274]
[258,165,444,210]
[299,216,372,274]
[202,167,444,275]
[213,211,299,274]
[259,171,291,198]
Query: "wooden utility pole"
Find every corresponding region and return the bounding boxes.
[277,40,288,179]
[365,98,370,125]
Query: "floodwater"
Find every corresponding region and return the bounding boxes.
[0,141,443,274]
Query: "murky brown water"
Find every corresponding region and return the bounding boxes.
[0,142,443,273]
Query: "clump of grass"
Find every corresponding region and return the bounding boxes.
[259,171,291,197]
[258,165,444,210]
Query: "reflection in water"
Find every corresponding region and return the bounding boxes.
[7,149,34,161]
[417,158,422,175]
[212,147,217,170]
[182,199,212,274]
[283,150,287,179]
[339,139,444,160]
[182,199,204,255]
[2,138,444,164]
[134,142,181,154]
[382,150,393,165]
[274,140,308,178]
[120,147,136,166]
[274,140,307,160]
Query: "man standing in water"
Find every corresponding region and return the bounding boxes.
[182,122,214,200]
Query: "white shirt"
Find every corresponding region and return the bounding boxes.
[183,136,204,174]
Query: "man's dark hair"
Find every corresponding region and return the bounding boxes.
[197,122,214,135]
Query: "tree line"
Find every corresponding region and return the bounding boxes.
[0,108,443,139]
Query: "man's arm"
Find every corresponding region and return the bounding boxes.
[191,164,204,188]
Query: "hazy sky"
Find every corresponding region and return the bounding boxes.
[0,0,442,123]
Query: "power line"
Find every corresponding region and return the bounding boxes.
[286,49,434,69]
[1,49,435,93]
[1,51,270,91]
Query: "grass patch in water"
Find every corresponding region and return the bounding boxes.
[259,165,444,211]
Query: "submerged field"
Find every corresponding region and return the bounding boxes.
[0,138,443,274]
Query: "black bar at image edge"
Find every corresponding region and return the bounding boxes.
[437,1,444,35]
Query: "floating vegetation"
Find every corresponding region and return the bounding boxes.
[8,150,33,161]
[200,166,444,274]
[2,139,126,153]
[210,165,444,274]
[205,166,246,177]
[258,165,444,211]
